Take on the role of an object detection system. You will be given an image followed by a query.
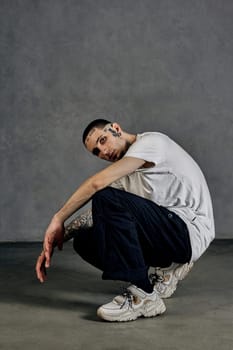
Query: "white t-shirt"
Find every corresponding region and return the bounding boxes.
[111,132,215,262]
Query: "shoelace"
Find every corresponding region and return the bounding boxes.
[120,290,134,309]
[149,273,166,294]
[149,270,173,294]
[149,272,164,284]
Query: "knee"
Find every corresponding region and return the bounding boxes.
[92,187,116,204]
[72,228,89,255]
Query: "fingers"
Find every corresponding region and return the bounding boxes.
[36,224,64,282]
[44,250,51,268]
[43,236,54,268]
[35,251,47,283]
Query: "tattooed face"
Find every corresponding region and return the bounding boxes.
[85,123,130,162]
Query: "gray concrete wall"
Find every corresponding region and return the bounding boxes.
[1,0,232,241]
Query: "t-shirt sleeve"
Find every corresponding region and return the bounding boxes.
[124,132,167,165]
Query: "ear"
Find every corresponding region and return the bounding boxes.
[111,122,122,133]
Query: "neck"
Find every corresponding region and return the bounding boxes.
[124,132,137,145]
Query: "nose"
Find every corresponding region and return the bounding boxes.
[99,146,109,159]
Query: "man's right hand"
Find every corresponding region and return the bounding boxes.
[35,249,48,283]
[35,215,64,283]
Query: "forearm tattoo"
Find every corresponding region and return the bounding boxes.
[63,208,93,242]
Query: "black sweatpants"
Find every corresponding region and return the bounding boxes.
[73,187,192,284]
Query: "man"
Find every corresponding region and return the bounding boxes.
[36,119,215,322]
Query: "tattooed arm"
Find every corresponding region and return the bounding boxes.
[63,207,93,242]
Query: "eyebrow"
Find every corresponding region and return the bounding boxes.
[96,135,101,145]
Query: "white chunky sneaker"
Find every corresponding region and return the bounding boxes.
[97,285,166,322]
[150,262,194,299]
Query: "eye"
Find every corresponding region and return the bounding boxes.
[100,136,107,145]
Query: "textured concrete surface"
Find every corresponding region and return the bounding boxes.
[1,0,233,241]
[0,239,232,350]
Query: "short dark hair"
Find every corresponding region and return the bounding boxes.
[82,118,111,144]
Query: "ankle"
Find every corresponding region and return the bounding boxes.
[132,277,154,294]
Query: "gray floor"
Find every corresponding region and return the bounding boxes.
[0,240,232,350]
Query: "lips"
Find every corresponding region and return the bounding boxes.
[109,151,116,161]
[109,152,114,161]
